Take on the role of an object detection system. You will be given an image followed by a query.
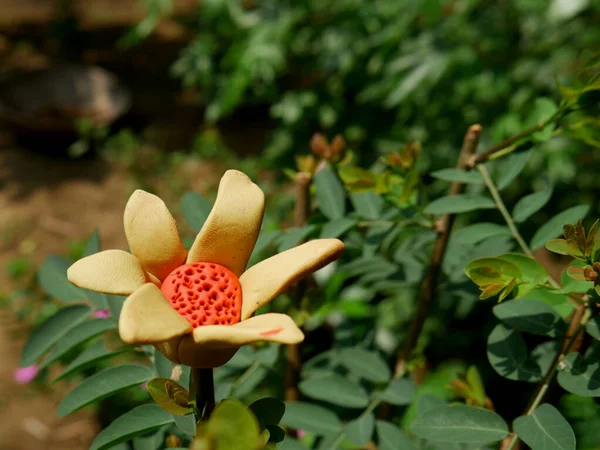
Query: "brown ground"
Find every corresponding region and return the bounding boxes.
[0,2,216,448]
[0,143,129,449]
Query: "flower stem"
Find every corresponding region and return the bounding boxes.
[192,367,215,422]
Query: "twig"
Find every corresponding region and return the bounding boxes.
[285,172,312,405]
[468,111,561,167]
[477,166,537,260]
[477,164,567,293]
[192,368,215,422]
[502,306,587,450]
[394,125,482,377]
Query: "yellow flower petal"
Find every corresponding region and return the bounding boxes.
[119,284,192,345]
[124,190,187,281]
[240,239,344,320]
[177,313,303,368]
[186,170,265,276]
[67,249,148,295]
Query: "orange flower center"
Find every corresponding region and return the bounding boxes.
[161,262,242,328]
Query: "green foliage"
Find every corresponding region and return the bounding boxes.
[411,404,509,444]
[90,404,174,450]
[513,404,576,450]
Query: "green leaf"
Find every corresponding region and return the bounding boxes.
[39,318,115,369]
[465,257,521,286]
[558,352,600,397]
[58,365,153,416]
[498,254,547,284]
[299,374,369,408]
[530,205,590,250]
[280,436,307,450]
[424,194,495,215]
[545,239,578,256]
[173,414,196,437]
[249,398,285,426]
[37,255,87,302]
[21,305,91,367]
[133,428,164,450]
[89,404,174,450]
[493,299,566,337]
[417,394,447,415]
[411,405,509,444]
[314,164,346,220]
[527,98,559,142]
[196,399,261,450]
[55,339,125,382]
[376,420,416,450]
[266,425,285,443]
[379,377,415,405]
[497,253,548,298]
[320,218,356,239]
[277,226,315,252]
[513,404,576,450]
[281,402,342,435]
[180,191,213,233]
[497,150,532,191]
[147,378,193,416]
[350,191,384,219]
[585,316,600,339]
[83,229,101,257]
[453,223,512,245]
[487,324,542,382]
[430,168,484,184]
[512,182,553,223]
[338,347,391,383]
[345,413,375,447]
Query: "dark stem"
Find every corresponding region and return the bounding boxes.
[500,302,587,450]
[285,172,312,428]
[394,125,482,377]
[469,112,560,166]
[192,367,215,422]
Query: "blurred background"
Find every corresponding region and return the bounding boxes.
[1,0,599,449]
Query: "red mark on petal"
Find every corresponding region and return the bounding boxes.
[260,328,283,336]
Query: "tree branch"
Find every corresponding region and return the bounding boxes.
[394,124,482,377]
[501,303,586,450]
[285,172,312,405]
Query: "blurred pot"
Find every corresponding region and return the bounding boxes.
[0,64,131,136]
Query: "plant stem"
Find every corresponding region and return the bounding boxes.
[192,368,215,422]
[477,164,563,290]
[394,124,482,377]
[502,311,587,450]
[477,165,535,260]
[470,112,561,166]
[286,172,312,406]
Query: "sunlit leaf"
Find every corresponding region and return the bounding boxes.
[146,378,193,416]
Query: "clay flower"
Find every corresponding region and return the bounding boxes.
[67,170,344,367]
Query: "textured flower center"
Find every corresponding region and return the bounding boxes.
[161,262,242,328]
